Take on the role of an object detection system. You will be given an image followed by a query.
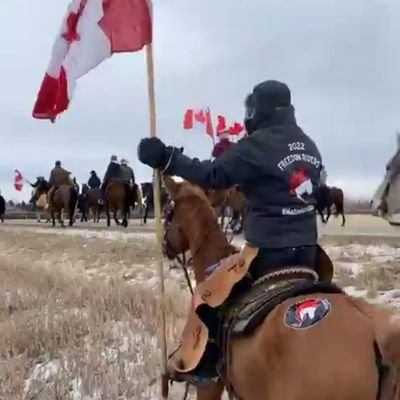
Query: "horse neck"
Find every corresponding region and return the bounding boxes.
[188,220,232,283]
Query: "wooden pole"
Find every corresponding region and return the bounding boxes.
[145,43,168,399]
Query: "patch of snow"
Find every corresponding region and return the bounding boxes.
[336,262,364,276]
[343,286,368,298]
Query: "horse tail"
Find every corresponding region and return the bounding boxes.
[335,188,344,216]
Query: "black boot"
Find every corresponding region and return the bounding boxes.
[171,342,220,387]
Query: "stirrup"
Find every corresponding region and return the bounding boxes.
[169,368,219,388]
[167,346,219,388]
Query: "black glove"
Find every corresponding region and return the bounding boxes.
[137,137,168,169]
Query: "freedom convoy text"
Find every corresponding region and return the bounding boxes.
[278,142,320,216]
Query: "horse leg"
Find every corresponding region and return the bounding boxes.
[106,205,111,227]
[58,211,65,227]
[123,198,129,228]
[325,205,331,224]
[51,208,56,227]
[98,204,103,222]
[121,206,128,228]
[114,209,120,226]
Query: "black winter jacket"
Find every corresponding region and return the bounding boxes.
[164,106,322,249]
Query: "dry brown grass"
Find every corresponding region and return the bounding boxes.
[0,231,190,399]
[0,226,398,399]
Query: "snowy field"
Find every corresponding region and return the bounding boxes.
[0,217,399,399]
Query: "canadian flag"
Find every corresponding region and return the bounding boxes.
[32,0,152,122]
[14,170,24,192]
[183,108,214,140]
[215,115,244,137]
[228,122,244,136]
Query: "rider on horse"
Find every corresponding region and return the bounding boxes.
[100,155,121,204]
[119,158,135,211]
[88,170,101,189]
[138,80,324,386]
[48,161,74,209]
[29,176,46,205]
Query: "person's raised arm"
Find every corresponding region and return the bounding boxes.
[138,137,259,190]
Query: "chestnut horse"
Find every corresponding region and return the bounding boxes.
[50,185,78,227]
[315,185,346,227]
[105,181,128,227]
[88,188,102,223]
[162,176,400,400]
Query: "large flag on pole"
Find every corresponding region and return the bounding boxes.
[32,0,152,122]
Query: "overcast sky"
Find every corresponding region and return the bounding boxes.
[1,0,400,201]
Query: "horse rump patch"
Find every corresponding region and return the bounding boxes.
[284,298,330,329]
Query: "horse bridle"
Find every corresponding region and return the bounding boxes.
[163,199,223,295]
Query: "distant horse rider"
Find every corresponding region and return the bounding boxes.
[29,176,45,206]
[212,129,234,159]
[48,161,74,209]
[120,158,135,210]
[88,170,101,189]
[100,155,121,204]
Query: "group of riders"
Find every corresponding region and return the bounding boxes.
[30,155,137,214]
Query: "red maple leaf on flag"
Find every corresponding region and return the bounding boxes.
[99,0,152,53]
[62,0,87,43]
[194,110,206,124]
[228,122,244,135]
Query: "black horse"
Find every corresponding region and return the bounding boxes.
[315,185,346,227]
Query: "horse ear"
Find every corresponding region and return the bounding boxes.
[163,175,179,198]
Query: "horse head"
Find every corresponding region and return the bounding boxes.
[162,176,223,264]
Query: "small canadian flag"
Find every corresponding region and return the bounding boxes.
[14,170,24,192]
[183,108,214,140]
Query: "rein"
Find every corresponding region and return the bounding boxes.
[163,200,229,295]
